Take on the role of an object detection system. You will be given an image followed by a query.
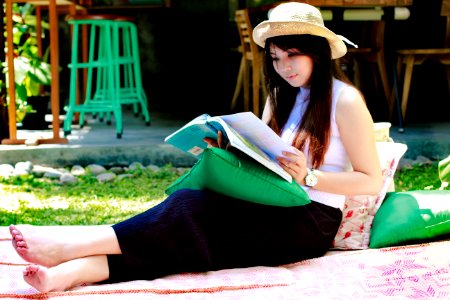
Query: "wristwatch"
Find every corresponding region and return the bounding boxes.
[305,168,318,187]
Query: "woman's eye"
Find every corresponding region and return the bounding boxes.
[288,52,302,57]
[271,57,279,62]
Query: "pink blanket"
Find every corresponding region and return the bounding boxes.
[1,226,450,299]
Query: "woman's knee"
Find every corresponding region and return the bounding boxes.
[165,189,213,211]
[168,189,208,204]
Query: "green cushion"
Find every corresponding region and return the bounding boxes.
[369,190,450,248]
[166,147,311,207]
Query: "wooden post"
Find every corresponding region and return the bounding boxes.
[5,0,17,141]
[0,0,9,141]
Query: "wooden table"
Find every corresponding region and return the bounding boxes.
[258,1,413,21]
[291,0,412,7]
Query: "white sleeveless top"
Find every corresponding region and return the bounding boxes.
[280,78,352,210]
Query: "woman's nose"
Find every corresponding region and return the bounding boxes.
[279,59,292,71]
[280,60,292,72]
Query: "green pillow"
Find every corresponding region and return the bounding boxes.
[369,190,450,248]
[165,147,310,207]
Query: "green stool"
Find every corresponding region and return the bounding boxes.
[93,16,151,125]
[64,15,123,138]
[114,17,151,124]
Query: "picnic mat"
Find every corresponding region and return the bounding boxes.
[1,226,450,299]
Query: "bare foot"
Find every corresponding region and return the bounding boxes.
[9,224,120,267]
[9,225,67,267]
[23,256,109,293]
[23,265,71,292]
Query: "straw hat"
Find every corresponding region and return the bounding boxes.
[252,2,347,59]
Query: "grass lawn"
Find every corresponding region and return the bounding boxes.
[0,166,181,226]
[0,162,447,226]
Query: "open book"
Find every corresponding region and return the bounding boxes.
[164,112,294,182]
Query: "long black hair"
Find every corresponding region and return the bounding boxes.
[263,34,350,168]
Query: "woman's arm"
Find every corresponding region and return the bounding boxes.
[267,89,381,196]
[313,87,382,196]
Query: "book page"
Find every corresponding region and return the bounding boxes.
[218,112,294,160]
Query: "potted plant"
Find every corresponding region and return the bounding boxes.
[2,3,52,127]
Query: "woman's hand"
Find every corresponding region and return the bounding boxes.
[277,148,308,185]
[203,131,228,149]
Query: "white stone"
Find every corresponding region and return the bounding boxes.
[146,164,160,172]
[60,173,78,184]
[71,165,86,176]
[0,164,14,178]
[117,174,134,181]
[414,155,433,166]
[44,170,64,179]
[86,164,106,175]
[97,173,116,183]
[14,161,33,174]
[129,162,144,170]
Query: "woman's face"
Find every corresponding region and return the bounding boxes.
[269,44,313,88]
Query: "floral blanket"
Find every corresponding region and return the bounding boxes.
[1,226,450,299]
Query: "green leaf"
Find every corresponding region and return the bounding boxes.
[24,15,50,31]
[438,155,450,185]
[12,26,25,45]
[27,62,52,85]
[24,76,41,96]
[16,84,28,102]
[13,56,30,84]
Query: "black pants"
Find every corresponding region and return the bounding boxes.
[106,189,342,283]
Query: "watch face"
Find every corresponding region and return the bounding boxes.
[306,171,318,187]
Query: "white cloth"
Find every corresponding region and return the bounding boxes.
[280,87,310,143]
[280,79,352,210]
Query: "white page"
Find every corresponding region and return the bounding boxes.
[218,112,295,160]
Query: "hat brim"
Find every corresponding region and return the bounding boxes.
[253,21,347,59]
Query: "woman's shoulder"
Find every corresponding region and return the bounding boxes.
[333,78,358,94]
[333,79,364,108]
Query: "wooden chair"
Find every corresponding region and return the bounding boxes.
[340,20,391,109]
[394,0,450,123]
[231,9,266,117]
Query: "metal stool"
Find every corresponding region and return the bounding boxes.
[93,16,151,125]
[64,15,123,138]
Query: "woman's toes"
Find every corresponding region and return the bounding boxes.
[14,234,24,242]
[16,240,27,248]
[24,265,39,276]
[16,247,28,255]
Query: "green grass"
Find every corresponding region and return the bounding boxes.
[0,165,182,226]
[0,163,447,226]
[394,163,445,191]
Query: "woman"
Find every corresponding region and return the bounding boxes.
[9,2,381,292]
